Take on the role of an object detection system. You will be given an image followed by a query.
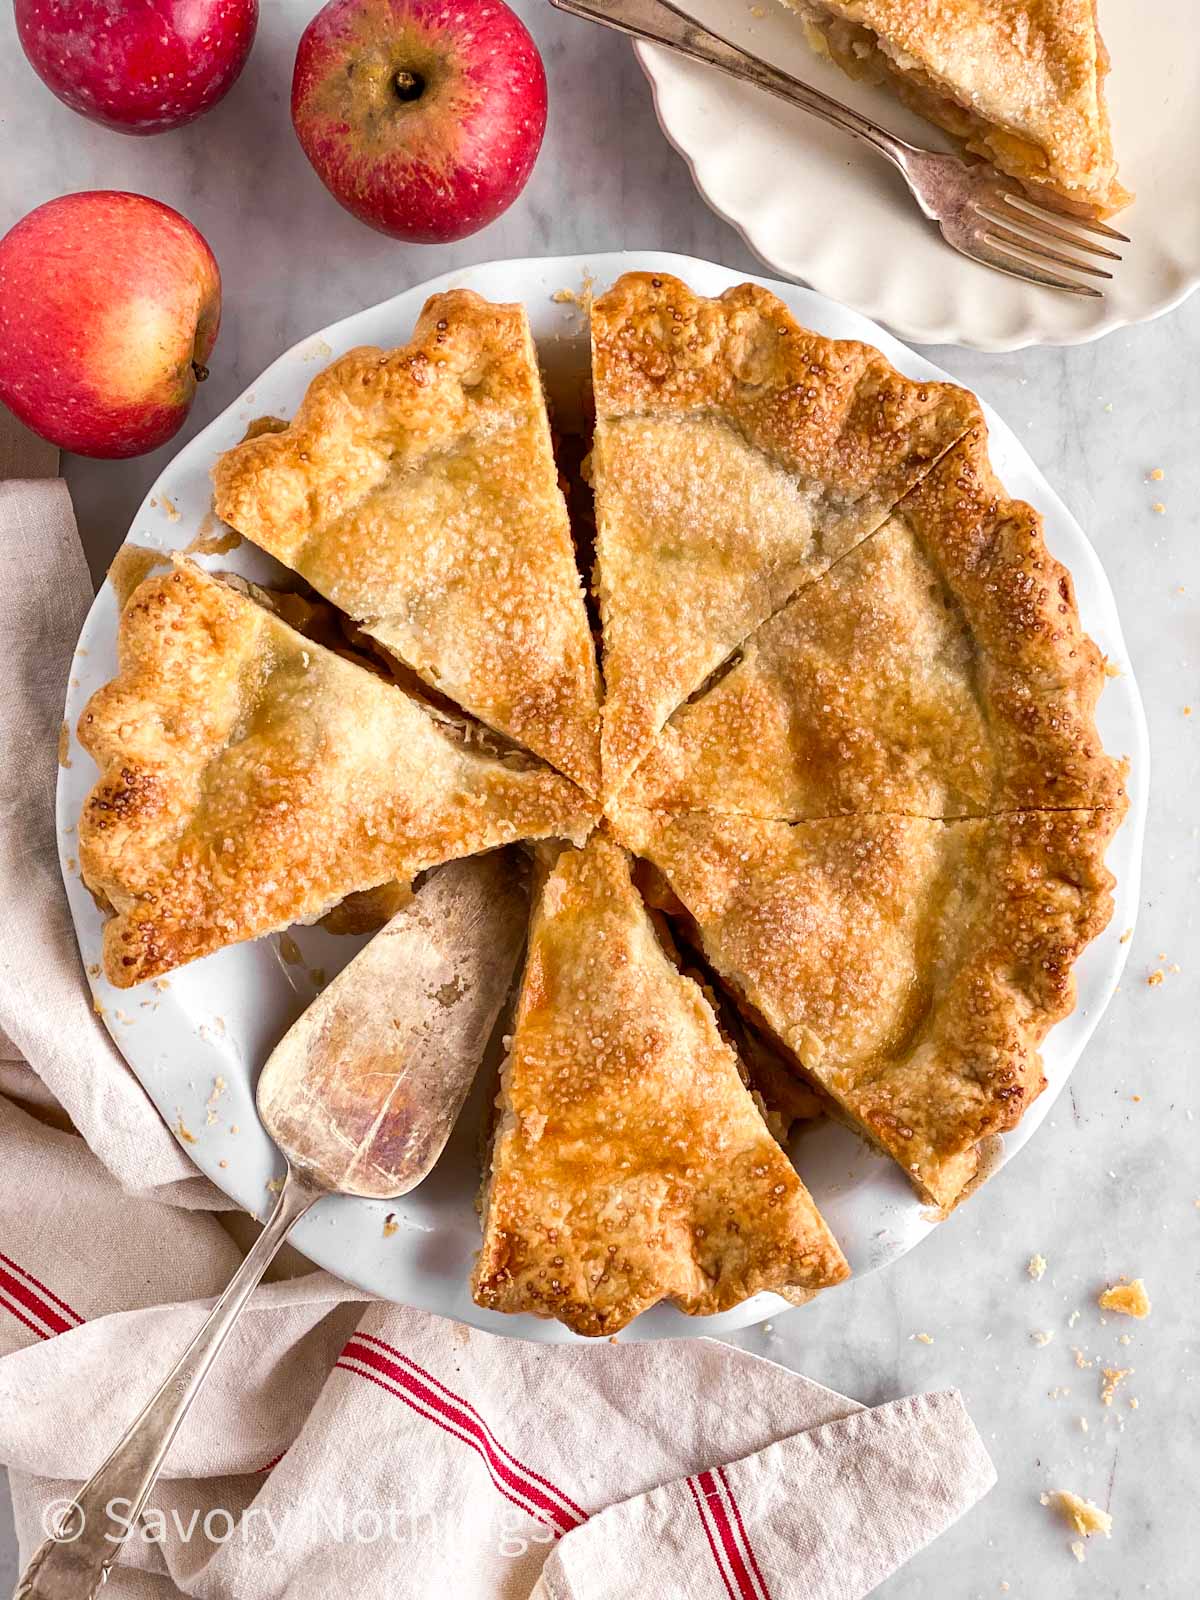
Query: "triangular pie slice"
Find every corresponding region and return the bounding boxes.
[610,803,1123,1208]
[211,290,602,793]
[623,424,1127,820]
[590,272,980,797]
[786,0,1129,217]
[472,832,848,1334]
[78,560,597,988]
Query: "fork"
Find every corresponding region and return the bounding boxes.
[549,0,1127,296]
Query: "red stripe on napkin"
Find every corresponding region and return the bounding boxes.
[355,1332,588,1522]
[687,1473,738,1600]
[0,1252,84,1339]
[338,1338,583,1534]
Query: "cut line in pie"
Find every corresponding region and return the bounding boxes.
[621,422,1129,821]
[590,272,982,799]
[75,271,1128,1333]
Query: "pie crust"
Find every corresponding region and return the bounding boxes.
[610,803,1122,1209]
[78,560,596,988]
[472,832,849,1333]
[622,422,1128,820]
[787,0,1129,218]
[211,290,603,794]
[590,271,980,798]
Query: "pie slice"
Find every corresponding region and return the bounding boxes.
[590,272,980,797]
[610,803,1123,1208]
[472,831,849,1334]
[211,290,602,794]
[623,424,1127,820]
[787,0,1129,217]
[78,560,597,988]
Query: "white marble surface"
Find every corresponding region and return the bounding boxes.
[2,2,1198,1595]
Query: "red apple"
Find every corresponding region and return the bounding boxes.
[291,0,548,243]
[0,192,221,459]
[15,0,258,136]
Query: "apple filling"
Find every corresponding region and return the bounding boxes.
[787,0,1125,216]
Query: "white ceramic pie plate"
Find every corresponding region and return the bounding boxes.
[57,252,1149,1342]
[635,0,1200,349]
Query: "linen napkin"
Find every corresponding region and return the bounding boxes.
[0,415,996,1599]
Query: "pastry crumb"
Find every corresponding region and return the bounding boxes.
[1044,1490,1112,1540]
[383,1213,399,1238]
[1027,1253,1047,1280]
[1100,1366,1132,1405]
[1148,467,1164,481]
[1147,970,1164,986]
[175,1116,197,1145]
[1118,927,1131,943]
[1151,501,1166,514]
[1098,1278,1150,1318]
[160,494,181,522]
[1071,1540,1086,1563]
[1079,1416,1088,1432]
[1102,657,1122,679]
[1031,1329,1055,1346]
[1071,1347,1093,1369]
[1067,1309,1080,1328]
[911,1331,934,1344]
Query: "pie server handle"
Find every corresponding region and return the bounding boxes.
[12,1167,324,1600]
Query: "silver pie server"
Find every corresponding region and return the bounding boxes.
[15,852,528,1600]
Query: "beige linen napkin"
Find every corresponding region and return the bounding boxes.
[0,424,996,1599]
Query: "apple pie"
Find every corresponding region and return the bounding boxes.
[590,271,979,797]
[472,832,849,1333]
[212,290,603,794]
[75,273,1129,1331]
[78,560,596,987]
[787,0,1129,218]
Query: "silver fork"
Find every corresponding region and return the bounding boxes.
[549,0,1128,296]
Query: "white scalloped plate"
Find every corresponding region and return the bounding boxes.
[636,1,1199,350]
[57,253,1148,1341]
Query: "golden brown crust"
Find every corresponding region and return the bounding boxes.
[211,289,602,794]
[787,0,1129,216]
[590,272,980,797]
[623,423,1127,819]
[77,561,597,988]
[610,802,1123,1208]
[471,832,848,1334]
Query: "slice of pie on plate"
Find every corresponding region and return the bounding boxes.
[623,423,1127,820]
[787,0,1129,217]
[77,560,596,988]
[610,803,1123,1209]
[472,831,848,1334]
[589,271,980,797]
[211,290,602,794]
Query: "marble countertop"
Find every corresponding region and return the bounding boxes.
[2,2,1197,1594]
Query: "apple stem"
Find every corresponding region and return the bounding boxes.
[392,69,425,103]
[192,361,210,383]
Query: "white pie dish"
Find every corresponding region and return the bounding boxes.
[635,0,1199,350]
[56,251,1149,1342]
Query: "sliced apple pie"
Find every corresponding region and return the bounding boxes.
[78,560,596,987]
[212,290,603,794]
[472,832,849,1333]
[787,0,1129,217]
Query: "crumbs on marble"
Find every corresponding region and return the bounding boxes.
[1071,1346,1093,1369]
[1098,1278,1150,1319]
[910,1332,934,1344]
[1100,1366,1132,1406]
[1030,1329,1055,1346]
[175,1115,198,1145]
[1147,467,1165,481]
[383,1213,399,1238]
[1043,1489,1112,1546]
[1027,1253,1047,1280]
[1147,969,1164,987]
